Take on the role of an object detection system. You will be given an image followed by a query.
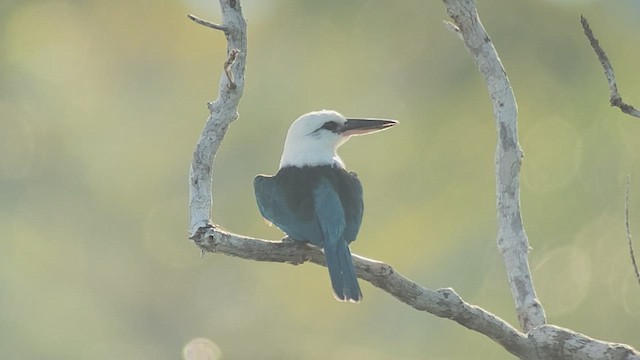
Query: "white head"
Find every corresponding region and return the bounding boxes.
[279,110,397,169]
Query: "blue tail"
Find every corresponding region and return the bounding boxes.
[324,240,362,302]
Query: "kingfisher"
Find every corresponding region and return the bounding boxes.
[254,110,397,302]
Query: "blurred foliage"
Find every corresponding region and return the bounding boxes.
[1,0,640,359]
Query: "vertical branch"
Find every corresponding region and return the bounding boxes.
[443,0,546,332]
[625,176,640,285]
[188,0,247,239]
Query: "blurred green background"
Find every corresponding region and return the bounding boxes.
[2,0,640,358]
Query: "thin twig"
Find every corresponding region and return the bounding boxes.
[224,49,240,89]
[581,15,640,118]
[624,175,640,285]
[187,14,228,32]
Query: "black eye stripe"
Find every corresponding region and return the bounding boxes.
[321,121,340,132]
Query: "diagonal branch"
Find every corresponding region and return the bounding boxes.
[581,16,640,118]
[187,13,228,32]
[193,228,532,357]
[193,228,640,359]
[443,0,546,332]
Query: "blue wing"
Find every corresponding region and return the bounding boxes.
[340,171,363,244]
[312,177,361,301]
[254,171,323,246]
[254,166,363,246]
[312,176,346,245]
[254,166,364,301]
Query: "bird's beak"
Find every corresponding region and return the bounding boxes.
[341,118,398,137]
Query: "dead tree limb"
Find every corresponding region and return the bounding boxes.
[443,0,546,333]
[625,176,640,285]
[581,16,640,118]
[188,0,247,239]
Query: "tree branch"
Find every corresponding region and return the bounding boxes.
[193,228,640,359]
[625,176,640,285]
[193,228,533,357]
[443,0,545,332]
[581,16,640,118]
[187,13,228,33]
[529,326,640,360]
[188,0,247,238]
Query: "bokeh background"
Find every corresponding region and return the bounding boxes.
[2,0,640,359]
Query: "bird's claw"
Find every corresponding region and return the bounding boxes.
[281,236,296,244]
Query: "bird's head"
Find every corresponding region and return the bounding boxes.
[279,110,397,169]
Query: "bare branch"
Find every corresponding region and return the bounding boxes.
[443,0,546,332]
[581,16,640,118]
[187,13,228,32]
[625,176,640,285]
[529,326,640,360]
[193,228,640,359]
[189,0,247,237]
[193,227,532,357]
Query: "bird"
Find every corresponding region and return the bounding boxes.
[254,110,397,302]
